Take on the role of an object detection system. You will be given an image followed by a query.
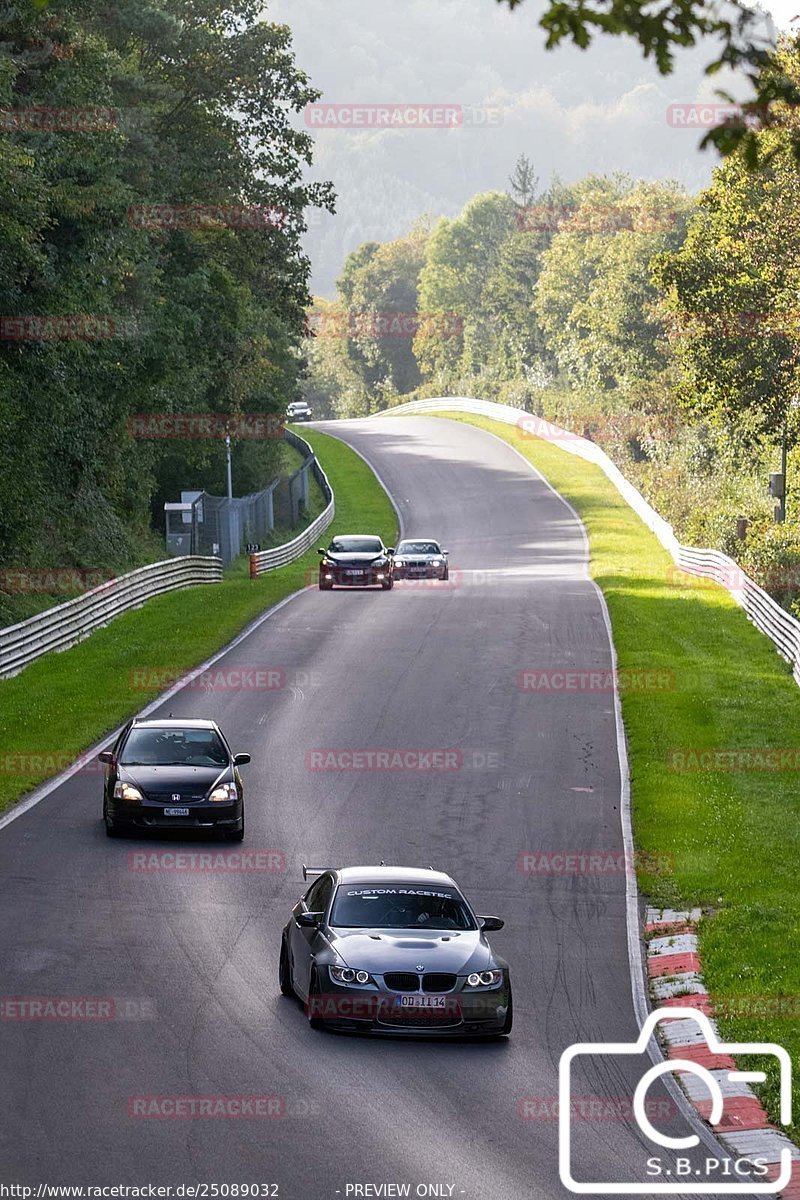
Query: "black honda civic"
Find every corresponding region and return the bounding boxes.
[279,865,512,1036]
[100,718,250,840]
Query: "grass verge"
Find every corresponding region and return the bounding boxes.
[419,411,800,1132]
[0,428,396,814]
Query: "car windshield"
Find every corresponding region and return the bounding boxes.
[329,538,383,554]
[120,727,229,767]
[330,885,477,930]
[397,541,441,555]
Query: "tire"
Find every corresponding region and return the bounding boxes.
[381,577,394,590]
[319,579,333,591]
[442,568,449,581]
[307,967,326,1030]
[279,937,294,997]
[500,989,513,1036]
[105,818,124,838]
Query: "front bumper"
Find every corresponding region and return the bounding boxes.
[394,566,447,581]
[106,801,242,832]
[307,982,510,1035]
[320,568,391,587]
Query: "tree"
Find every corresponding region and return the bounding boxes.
[508,155,539,211]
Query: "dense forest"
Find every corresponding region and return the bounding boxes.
[0,0,332,618]
[303,35,800,613]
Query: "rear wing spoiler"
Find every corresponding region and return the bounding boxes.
[302,864,332,881]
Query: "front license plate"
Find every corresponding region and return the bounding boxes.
[396,995,447,1009]
[345,569,364,576]
[163,807,190,816]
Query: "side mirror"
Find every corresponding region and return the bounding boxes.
[233,753,251,766]
[297,911,321,928]
[479,915,504,932]
[317,547,326,555]
[386,547,395,555]
[98,750,114,765]
[442,550,449,556]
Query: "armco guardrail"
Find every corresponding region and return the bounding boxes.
[386,397,800,686]
[249,428,335,578]
[0,556,222,680]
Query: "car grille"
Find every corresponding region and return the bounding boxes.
[422,973,457,993]
[383,972,420,992]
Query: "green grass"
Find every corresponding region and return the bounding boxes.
[0,428,397,813]
[417,411,800,1131]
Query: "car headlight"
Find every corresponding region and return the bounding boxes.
[431,559,441,566]
[114,782,143,802]
[465,970,503,987]
[209,782,237,803]
[330,966,372,986]
[394,559,405,567]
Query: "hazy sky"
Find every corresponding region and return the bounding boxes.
[266,0,786,296]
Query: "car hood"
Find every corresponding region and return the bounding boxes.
[118,764,228,798]
[328,928,494,974]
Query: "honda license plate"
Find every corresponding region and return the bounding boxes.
[163,807,190,816]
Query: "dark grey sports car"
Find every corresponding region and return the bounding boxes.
[279,865,512,1036]
[392,538,449,581]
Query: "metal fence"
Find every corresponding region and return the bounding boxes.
[165,428,322,565]
[0,557,222,680]
[249,430,334,577]
[386,397,800,688]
